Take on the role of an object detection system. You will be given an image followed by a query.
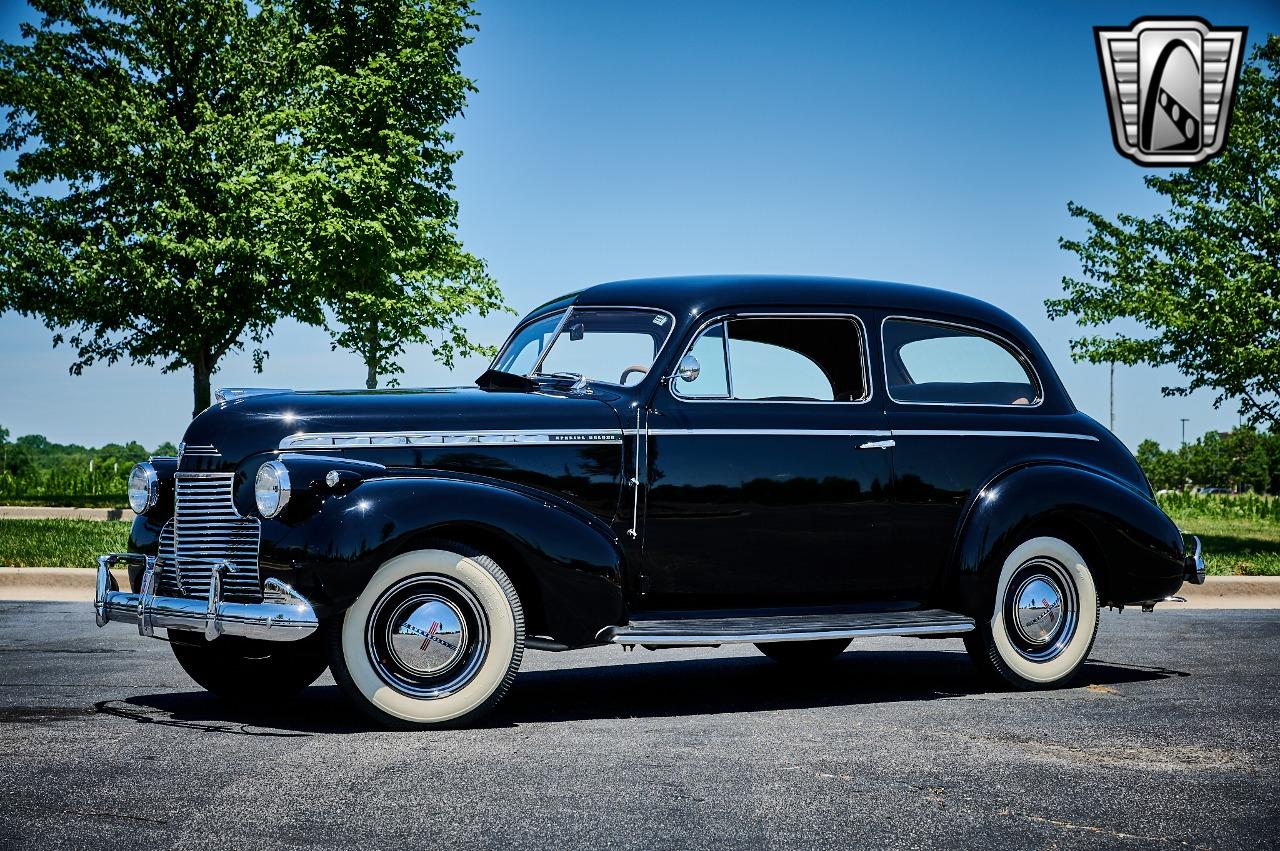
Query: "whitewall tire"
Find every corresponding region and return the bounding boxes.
[964,536,1099,689]
[329,544,524,728]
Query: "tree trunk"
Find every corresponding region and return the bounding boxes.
[192,354,211,419]
[365,319,380,390]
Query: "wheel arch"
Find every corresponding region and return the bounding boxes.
[946,462,1185,614]
[280,476,628,647]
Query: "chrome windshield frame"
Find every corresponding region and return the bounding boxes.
[494,305,679,388]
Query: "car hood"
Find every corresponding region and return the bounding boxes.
[179,386,625,469]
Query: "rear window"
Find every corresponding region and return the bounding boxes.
[883,318,1039,406]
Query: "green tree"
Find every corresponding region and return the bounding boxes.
[1046,36,1280,428]
[1136,439,1177,491]
[0,0,321,417]
[286,0,505,388]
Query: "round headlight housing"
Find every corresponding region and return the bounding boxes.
[254,460,291,518]
[127,462,159,514]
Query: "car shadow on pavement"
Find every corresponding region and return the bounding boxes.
[488,649,1187,726]
[102,647,1188,734]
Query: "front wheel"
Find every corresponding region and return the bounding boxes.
[964,535,1100,689]
[328,543,525,729]
[169,631,329,703]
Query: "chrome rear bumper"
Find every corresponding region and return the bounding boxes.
[94,553,319,641]
[1184,535,1206,585]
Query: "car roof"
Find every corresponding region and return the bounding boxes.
[533,275,1031,339]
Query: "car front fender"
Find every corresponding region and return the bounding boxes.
[260,474,627,647]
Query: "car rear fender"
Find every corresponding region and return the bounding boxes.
[948,463,1186,613]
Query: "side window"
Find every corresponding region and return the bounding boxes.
[675,316,867,402]
[883,318,1039,406]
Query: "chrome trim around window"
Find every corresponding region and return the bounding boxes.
[880,314,1046,409]
[669,311,875,405]
[492,304,679,388]
[525,309,573,376]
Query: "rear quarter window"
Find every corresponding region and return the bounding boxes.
[883,318,1040,406]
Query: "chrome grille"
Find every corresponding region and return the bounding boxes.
[156,473,262,603]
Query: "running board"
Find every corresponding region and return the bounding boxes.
[599,608,975,646]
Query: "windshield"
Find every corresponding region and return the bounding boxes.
[494,308,673,387]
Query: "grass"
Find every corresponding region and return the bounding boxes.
[0,495,1277,577]
[1156,493,1280,576]
[1159,513,1280,576]
[0,519,131,568]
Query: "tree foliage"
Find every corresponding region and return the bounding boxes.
[1047,35,1280,428]
[1136,427,1279,494]
[0,0,317,417]
[283,0,506,388]
[0,0,503,410]
[0,423,173,503]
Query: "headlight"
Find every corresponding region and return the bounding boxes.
[254,460,291,518]
[127,462,158,514]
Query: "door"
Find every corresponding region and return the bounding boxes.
[638,312,896,610]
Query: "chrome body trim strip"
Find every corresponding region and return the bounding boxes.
[214,387,291,404]
[95,553,318,642]
[282,427,1100,446]
[647,428,892,437]
[281,428,626,449]
[880,314,1047,409]
[604,621,974,646]
[891,429,1099,441]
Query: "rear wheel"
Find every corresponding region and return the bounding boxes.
[328,543,525,729]
[964,535,1099,689]
[756,638,850,665]
[169,630,329,703]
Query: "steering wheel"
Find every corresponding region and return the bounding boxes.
[618,364,649,385]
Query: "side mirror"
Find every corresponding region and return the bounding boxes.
[569,323,585,341]
[676,354,701,383]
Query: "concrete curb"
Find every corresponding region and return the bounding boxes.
[1,566,1277,606]
[0,505,127,521]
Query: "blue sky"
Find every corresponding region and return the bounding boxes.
[1,0,1277,450]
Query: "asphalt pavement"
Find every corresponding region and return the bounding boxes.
[0,601,1275,850]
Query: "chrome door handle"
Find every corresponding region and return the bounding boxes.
[857,439,895,450]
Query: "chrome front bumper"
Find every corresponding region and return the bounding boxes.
[94,554,319,641]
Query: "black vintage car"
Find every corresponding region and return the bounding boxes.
[96,276,1204,728]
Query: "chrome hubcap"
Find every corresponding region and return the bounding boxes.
[1012,576,1065,646]
[1003,557,1079,662]
[387,596,468,675]
[366,575,489,699]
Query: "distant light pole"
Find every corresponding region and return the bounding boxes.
[1180,418,1190,447]
[1109,362,1115,432]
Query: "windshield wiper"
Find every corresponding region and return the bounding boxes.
[474,368,537,391]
